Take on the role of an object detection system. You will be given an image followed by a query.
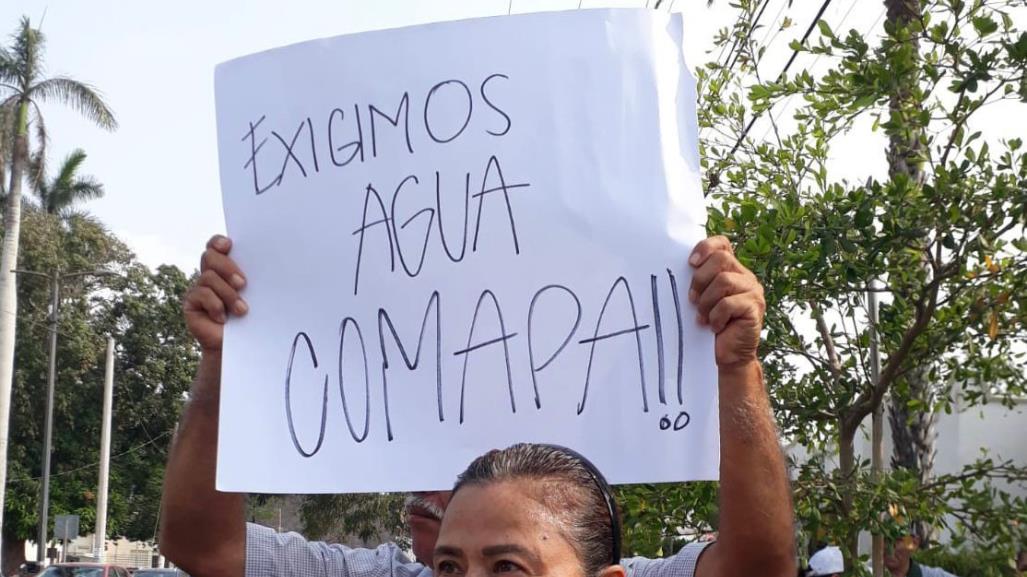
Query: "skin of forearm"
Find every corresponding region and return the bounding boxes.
[159,352,245,577]
[704,361,796,577]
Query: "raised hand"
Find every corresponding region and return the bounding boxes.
[688,236,765,369]
[183,235,248,353]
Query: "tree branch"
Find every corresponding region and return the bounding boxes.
[810,301,843,381]
[842,272,945,436]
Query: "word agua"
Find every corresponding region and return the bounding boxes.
[349,153,529,295]
[283,272,692,458]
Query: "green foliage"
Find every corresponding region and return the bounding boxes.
[616,482,719,557]
[95,262,198,539]
[300,493,410,550]
[792,455,1027,565]
[915,545,1020,577]
[3,210,131,542]
[1,210,197,545]
[676,0,1027,566]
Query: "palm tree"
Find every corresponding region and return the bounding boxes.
[31,148,104,217]
[0,16,116,548]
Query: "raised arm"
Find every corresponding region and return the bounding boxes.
[688,236,796,577]
[160,235,248,577]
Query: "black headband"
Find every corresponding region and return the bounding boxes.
[540,444,622,566]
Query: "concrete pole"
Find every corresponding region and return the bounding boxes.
[869,280,884,577]
[94,337,115,562]
[36,273,60,563]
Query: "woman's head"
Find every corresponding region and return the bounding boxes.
[433,443,623,577]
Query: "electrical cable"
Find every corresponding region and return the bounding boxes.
[720,0,837,162]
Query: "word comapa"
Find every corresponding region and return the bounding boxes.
[283,271,691,457]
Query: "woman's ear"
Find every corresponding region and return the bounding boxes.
[597,565,627,577]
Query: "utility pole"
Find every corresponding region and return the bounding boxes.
[11,268,116,563]
[41,273,59,563]
[869,279,884,577]
[94,337,115,562]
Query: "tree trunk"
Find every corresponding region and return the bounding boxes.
[0,99,29,552]
[883,0,935,545]
[1,534,27,576]
[838,420,859,566]
[889,371,937,543]
[884,0,925,184]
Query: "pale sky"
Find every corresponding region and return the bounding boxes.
[0,0,961,272]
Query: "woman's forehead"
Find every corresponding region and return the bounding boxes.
[436,481,583,576]
[451,480,551,514]
[441,480,572,538]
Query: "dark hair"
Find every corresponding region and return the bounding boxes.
[453,443,622,577]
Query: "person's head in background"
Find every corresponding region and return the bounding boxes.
[883,532,921,577]
[432,443,623,577]
[404,491,453,564]
[805,545,843,577]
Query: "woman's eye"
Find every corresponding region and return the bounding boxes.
[437,560,462,575]
[493,560,522,573]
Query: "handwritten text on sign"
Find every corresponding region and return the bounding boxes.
[214,9,717,493]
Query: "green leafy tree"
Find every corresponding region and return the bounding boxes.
[694,0,1027,569]
[0,17,117,548]
[93,262,198,541]
[1,209,125,571]
[1,210,196,573]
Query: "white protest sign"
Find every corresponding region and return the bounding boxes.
[214,8,717,493]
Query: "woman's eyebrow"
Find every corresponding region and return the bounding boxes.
[434,545,464,558]
[481,544,543,566]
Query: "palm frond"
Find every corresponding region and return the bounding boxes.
[53,148,87,191]
[0,96,16,149]
[0,46,17,86]
[59,207,95,225]
[27,148,46,197]
[38,148,103,215]
[68,177,103,200]
[31,76,118,131]
[29,100,47,186]
[49,189,69,214]
[11,17,42,90]
[0,94,18,116]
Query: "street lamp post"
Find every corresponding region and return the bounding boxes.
[11,268,116,563]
